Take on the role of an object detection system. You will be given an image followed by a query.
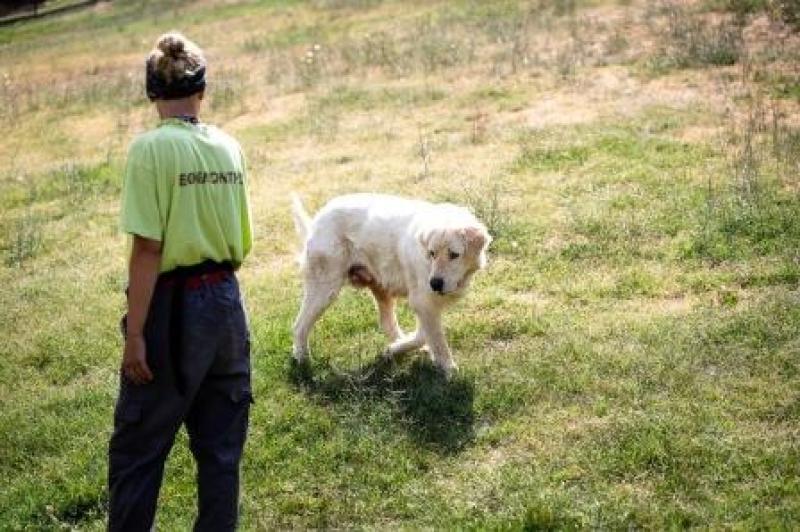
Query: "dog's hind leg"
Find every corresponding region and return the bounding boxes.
[292,275,343,363]
[369,286,403,341]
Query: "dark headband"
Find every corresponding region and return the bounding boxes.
[146,64,206,101]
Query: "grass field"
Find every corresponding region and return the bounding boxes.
[1,0,800,528]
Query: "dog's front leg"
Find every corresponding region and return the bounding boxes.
[410,297,457,377]
[383,328,425,360]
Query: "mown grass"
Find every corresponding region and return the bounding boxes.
[1,0,799,529]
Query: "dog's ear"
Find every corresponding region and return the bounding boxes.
[417,228,429,249]
[418,227,439,250]
[462,225,492,267]
[462,225,490,250]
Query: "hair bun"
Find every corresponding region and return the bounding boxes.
[158,33,186,59]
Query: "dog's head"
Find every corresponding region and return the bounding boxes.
[418,210,491,296]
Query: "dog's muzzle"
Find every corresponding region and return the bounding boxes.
[429,277,445,294]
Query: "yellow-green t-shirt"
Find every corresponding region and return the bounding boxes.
[120,118,252,273]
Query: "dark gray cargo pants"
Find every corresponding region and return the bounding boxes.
[108,269,251,532]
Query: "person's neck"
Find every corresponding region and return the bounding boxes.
[156,98,201,121]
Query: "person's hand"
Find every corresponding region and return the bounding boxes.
[122,334,153,385]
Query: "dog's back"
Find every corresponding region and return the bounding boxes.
[316,193,429,227]
[305,193,429,251]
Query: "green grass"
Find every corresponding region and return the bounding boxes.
[1,0,799,529]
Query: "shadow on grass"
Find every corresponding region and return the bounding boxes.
[32,491,108,528]
[289,356,476,454]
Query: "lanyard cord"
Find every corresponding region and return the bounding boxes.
[172,114,199,124]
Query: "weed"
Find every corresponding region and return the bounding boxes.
[552,0,577,18]
[339,31,404,75]
[769,72,800,102]
[469,109,489,145]
[776,0,800,29]
[3,212,43,267]
[1,69,142,118]
[460,185,513,245]
[648,2,743,72]
[706,0,771,22]
[241,35,267,54]
[421,18,476,73]
[296,44,326,89]
[556,44,579,80]
[611,269,662,298]
[210,67,248,116]
[605,29,629,57]
[556,12,587,80]
[0,71,17,120]
[521,496,584,530]
[337,15,476,78]
[770,103,800,177]
[56,161,119,204]
[513,143,589,172]
[415,127,432,182]
[692,188,800,261]
[733,98,765,200]
[307,105,340,141]
[483,12,533,76]
[690,89,800,262]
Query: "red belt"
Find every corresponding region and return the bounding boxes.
[161,268,232,290]
[181,270,230,290]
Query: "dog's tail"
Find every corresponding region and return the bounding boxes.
[290,192,312,244]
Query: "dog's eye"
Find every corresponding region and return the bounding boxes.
[448,251,460,260]
[428,250,435,259]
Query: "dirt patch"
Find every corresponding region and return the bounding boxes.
[518,65,725,130]
[620,296,693,315]
[677,124,723,143]
[62,113,118,152]
[524,92,601,128]
[225,92,307,134]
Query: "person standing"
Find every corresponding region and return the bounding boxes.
[108,31,253,531]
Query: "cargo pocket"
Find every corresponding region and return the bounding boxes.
[228,386,254,405]
[109,398,146,461]
[115,400,143,424]
[113,374,146,426]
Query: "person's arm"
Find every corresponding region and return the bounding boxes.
[122,235,162,384]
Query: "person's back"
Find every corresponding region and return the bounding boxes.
[108,32,253,532]
[124,120,251,273]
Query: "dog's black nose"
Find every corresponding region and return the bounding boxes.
[430,277,444,293]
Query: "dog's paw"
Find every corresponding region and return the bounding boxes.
[383,344,414,364]
[288,355,313,384]
[292,344,309,361]
[436,360,458,380]
[291,353,310,365]
[380,345,395,361]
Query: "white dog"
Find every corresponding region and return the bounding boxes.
[290,193,491,376]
